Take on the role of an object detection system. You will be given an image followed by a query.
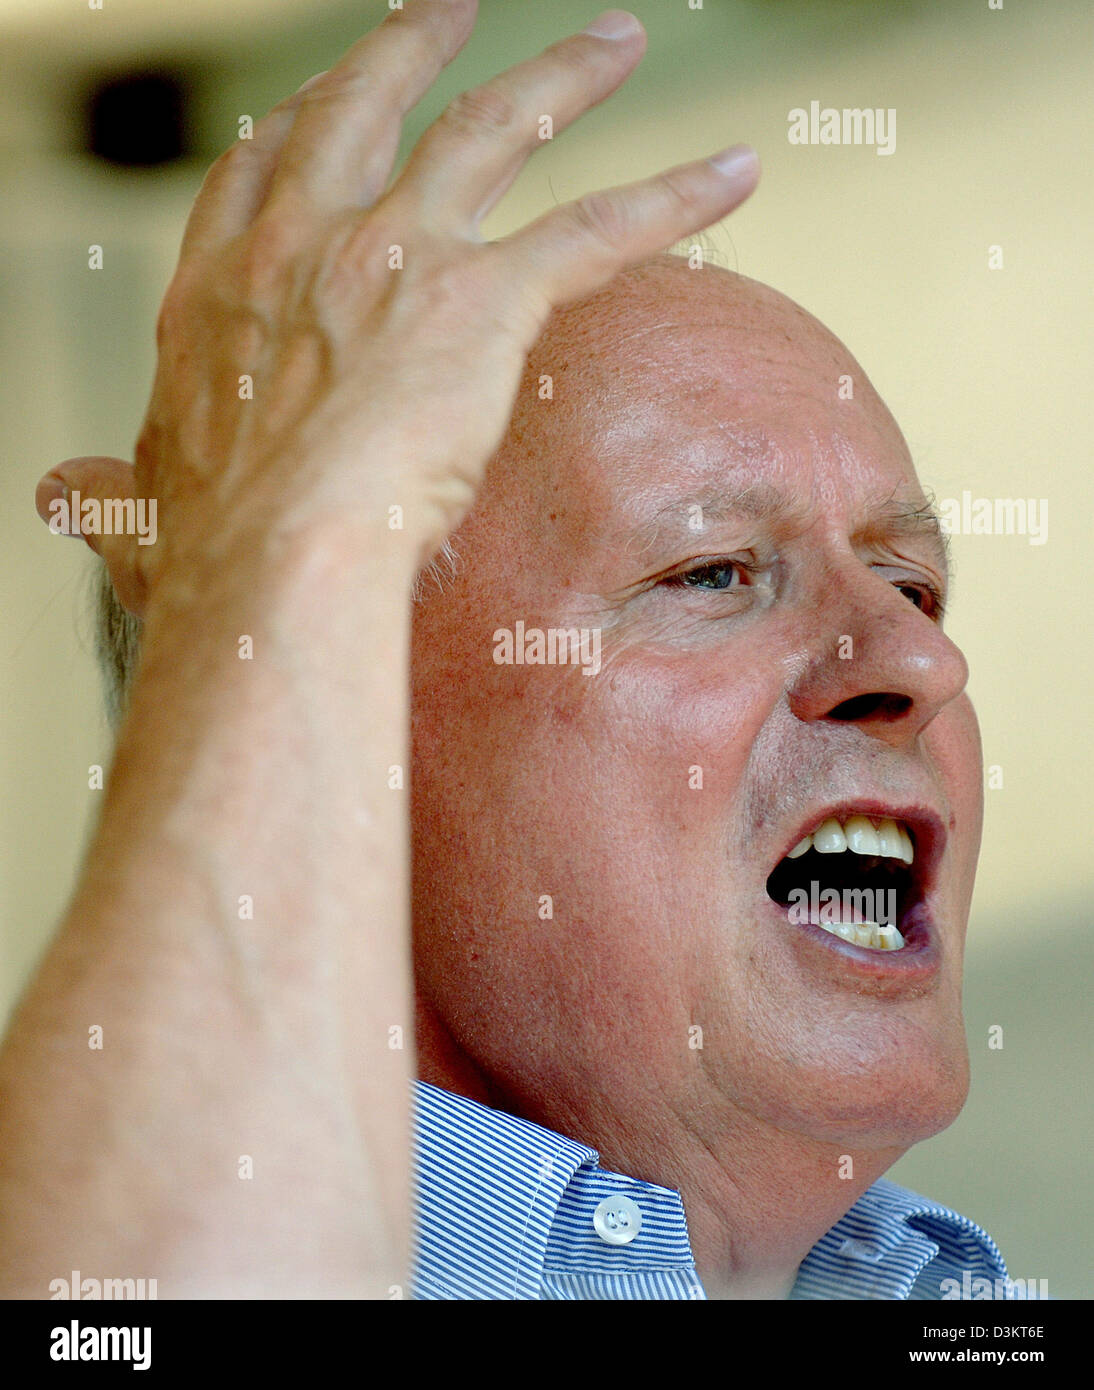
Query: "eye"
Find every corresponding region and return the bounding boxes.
[896,579,946,620]
[666,558,755,591]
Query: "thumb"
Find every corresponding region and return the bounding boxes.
[35,456,149,617]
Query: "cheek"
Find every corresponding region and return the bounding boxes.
[592,642,780,779]
[411,647,777,985]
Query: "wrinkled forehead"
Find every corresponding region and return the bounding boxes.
[485,266,928,560]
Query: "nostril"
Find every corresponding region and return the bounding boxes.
[828,692,913,722]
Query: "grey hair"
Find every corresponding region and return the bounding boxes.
[409,535,462,603]
[95,562,143,729]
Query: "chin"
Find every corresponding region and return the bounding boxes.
[734,1008,972,1152]
[804,1031,971,1150]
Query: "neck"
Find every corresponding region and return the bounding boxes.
[635,1102,902,1300]
[413,999,903,1300]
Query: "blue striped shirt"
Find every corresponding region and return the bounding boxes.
[410,1080,1010,1300]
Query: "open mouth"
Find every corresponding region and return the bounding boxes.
[766,814,920,952]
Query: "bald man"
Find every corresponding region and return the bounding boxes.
[3,1,1012,1300]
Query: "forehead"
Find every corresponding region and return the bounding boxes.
[502,266,932,557]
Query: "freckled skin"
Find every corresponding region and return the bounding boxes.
[408,256,982,1297]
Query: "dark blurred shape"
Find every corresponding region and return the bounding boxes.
[85,71,191,166]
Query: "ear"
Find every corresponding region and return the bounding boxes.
[36,456,148,617]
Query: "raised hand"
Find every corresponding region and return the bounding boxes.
[36,0,758,614]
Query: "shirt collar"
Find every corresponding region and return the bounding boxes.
[410,1080,1006,1300]
[411,1080,596,1299]
[792,1177,1008,1299]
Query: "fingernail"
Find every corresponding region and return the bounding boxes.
[583,10,642,39]
[708,144,761,183]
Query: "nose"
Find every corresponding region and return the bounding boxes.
[786,562,969,747]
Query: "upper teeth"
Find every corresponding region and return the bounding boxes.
[787,815,914,865]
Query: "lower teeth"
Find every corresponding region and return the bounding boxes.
[818,920,904,951]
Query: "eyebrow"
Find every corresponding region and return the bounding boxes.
[856,494,952,578]
[630,484,951,579]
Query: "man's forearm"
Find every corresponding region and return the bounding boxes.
[0,525,415,1297]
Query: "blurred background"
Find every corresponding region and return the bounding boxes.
[1,0,1090,1296]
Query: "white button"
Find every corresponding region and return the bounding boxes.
[593,1195,643,1246]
